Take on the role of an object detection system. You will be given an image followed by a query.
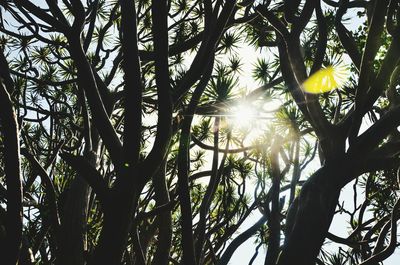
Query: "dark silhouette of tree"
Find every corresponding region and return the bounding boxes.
[0,1,399,265]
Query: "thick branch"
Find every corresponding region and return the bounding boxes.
[0,79,22,264]
[121,0,143,167]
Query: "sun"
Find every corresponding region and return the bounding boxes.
[229,103,257,129]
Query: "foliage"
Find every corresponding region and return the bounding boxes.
[0,1,399,265]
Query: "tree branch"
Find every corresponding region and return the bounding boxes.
[120,0,143,168]
[60,153,109,207]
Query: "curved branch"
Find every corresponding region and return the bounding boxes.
[192,135,257,153]
[217,215,267,265]
[357,197,400,265]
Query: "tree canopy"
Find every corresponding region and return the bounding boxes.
[0,0,400,265]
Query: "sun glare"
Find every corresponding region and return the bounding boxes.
[230,104,257,128]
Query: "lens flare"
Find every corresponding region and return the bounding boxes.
[302,64,349,94]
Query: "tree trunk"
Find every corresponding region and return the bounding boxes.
[0,78,23,264]
[59,143,97,265]
[277,166,342,265]
[59,177,90,265]
[89,181,140,265]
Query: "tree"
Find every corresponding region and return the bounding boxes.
[0,0,400,265]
